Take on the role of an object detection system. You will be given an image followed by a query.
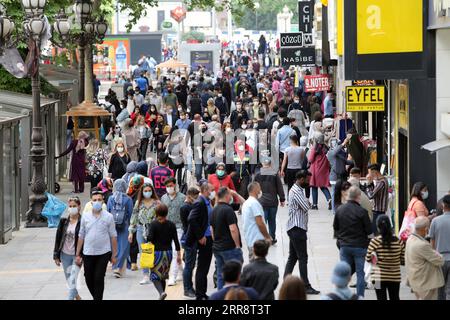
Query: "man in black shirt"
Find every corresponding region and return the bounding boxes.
[210,187,243,290]
[240,240,279,300]
[180,187,200,299]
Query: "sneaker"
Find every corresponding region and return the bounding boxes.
[167,278,177,286]
[159,292,167,300]
[176,274,184,282]
[311,205,318,210]
[328,200,332,210]
[113,271,122,278]
[272,239,278,245]
[184,289,196,299]
[139,275,150,285]
[131,263,138,271]
[306,286,321,295]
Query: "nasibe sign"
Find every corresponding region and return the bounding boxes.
[304,75,331,92]
[346,85,385,112]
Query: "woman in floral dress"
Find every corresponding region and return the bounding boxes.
[86,139,109,190]
[128,183,160,283]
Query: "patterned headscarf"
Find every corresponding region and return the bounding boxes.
[127,175,145,197]
[97,177,113,193]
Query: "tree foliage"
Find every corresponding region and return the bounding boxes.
[233,0,299,31]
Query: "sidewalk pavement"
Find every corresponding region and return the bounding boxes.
[0,181,415,300]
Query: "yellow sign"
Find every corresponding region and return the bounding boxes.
[357,0,423,54]
[346,86,385,112]
[337,0,344,55]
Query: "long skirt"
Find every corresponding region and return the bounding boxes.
[150,250,173,281]
[113,227,130,270]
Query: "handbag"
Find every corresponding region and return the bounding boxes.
[399,200,419,242]
[140,242,155,269]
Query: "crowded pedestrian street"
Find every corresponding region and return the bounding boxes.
[0,0,449,307]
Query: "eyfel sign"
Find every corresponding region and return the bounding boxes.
[304,75,331,92]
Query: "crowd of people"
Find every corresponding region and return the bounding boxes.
[54,49,450,301]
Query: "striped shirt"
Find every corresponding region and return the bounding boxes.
[366,177,389,213]
[287,183,311,232]
[365,236,405,282]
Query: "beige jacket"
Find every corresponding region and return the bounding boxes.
[405,233,445,292]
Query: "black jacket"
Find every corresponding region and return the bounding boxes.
[240,258,279,300]
[185,196,210,247]
[53,218,81,260]
[333,200,372,248]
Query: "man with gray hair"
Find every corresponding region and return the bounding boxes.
[333,186,372,298]
[406,216,445,300]
[348,177,373,223]
[242,182,272,261]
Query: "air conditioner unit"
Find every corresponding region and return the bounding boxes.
[441,112,450,137]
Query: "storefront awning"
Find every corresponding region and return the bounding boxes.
[421,139,450,153]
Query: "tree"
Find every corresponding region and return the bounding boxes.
[233,0,299,31]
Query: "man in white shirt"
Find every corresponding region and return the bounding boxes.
[242,182,272,261]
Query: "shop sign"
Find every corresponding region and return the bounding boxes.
[280,33,304,48]
[281,47,316,67]
[304,75,331,92]
[161,21,173,30]
[352,80,377,86]
[398,83,409,131]
[298,0,314,45]
[346,85,385,112]
[356,0,423,54]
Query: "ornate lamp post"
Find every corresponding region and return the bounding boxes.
[21,0,49,227]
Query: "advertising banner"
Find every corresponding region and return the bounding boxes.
[304,75,331,92]
[281,47,316,67]
[190,51,214,72]
[346,85,385,112]
[93,38,131,80]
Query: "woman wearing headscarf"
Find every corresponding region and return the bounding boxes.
[308,132,332,210]
[128,175,145,203]
[86,139,109,190]
[55,131,89,193]
[231,139,251,199]
[122,161,139,185]
[106,123,127,153]
[136,161,149,178]
[107,179,134,278]
[121,118,141,162]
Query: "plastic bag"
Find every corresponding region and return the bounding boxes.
[140,242,155,269]
[41,192,67,228]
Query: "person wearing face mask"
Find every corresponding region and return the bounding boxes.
[147,89,163,115]
[121,118,141,162]
[163,86,178,110]
[230,102,249,130]
[288,97,308,137]
[232,140,251,199]
[128,183,161,284]
[184,183,216,300]
[53,196,82,300]
[242,182,272,261]
[164,104,178,128]
[135,115,151,161]
[208,162,237,196]
[109,140,132,179]
[160,177,186,286]
[107,179,134,278]
[75,189,118,301]
[175,111,192,131]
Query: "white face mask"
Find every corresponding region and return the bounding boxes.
[68,207,79,216]
[421,191,429,200]
[241,124,247,130]
[166,187,175,195]
[238,145,245,151]
[257,191,263,199]
[209,191,216,200]
[117,147,124,153]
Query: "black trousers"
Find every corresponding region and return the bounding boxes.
[139,138,149,162]
[195,236,213,299]
[285,168,299,194]
[284,227,310,287]
[83,252,111,300]
[89,175,102,190]
[129,233,138,264]
[375,281,400,300]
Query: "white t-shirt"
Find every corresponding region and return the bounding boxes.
[242,196,265,248]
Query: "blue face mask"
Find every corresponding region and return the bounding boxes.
[143,191,153,199]
[92,200,103,211]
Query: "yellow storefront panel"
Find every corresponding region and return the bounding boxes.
[357,0,423,55]
[337,0,344,55]
[346,86,385,112]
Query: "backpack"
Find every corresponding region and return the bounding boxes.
[327,293,358,300]
[111,195,127,230]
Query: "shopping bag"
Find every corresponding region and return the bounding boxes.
[42,192,67,228]
[140,242,155,269]
[399,200,418,242]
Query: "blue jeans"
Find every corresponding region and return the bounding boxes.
[331,183,336,213]
[214,248,243,289]
[183,243,198,292]
[195,163,203,182]
[372,211,385,236]
[113,226,130,270]
[339,246,367,297]
[311,187,331,206]
[60,252,79,300]
[263,206,278,240]
[136,225,149,275]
